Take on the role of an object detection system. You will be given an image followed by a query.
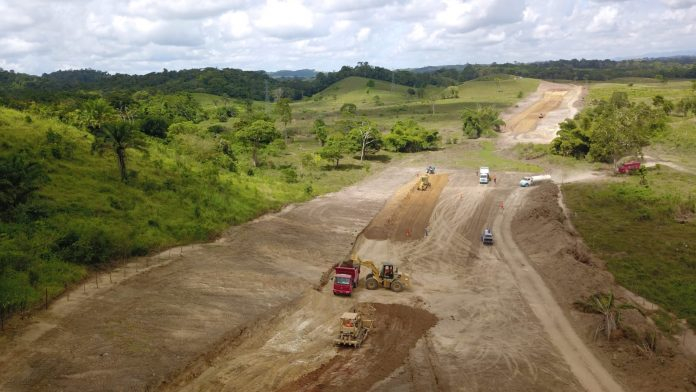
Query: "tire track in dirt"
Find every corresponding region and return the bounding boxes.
[362,174,448,241]
[357,171,583,391]
[493,189,625,392]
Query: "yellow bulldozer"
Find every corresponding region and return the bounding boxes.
[334,311,373,348]
[352,255,411,292]
[417,174,430,191]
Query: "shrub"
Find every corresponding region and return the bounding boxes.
[140,116,169,138]
[207,124,226,134]
[0,154,48,215]
[53,228,116,265]
[383,119,440,152]
[280,167,298,183]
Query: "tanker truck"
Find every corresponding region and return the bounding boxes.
[519,174,551,187]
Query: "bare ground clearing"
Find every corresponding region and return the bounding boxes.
[362,173,448,241]
[499,81,585,146]
[2,79,694,391]
[0,167,414,392]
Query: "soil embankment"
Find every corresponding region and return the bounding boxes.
[0,167,415,392]
[362,173,448,241]
[511,183,696,391]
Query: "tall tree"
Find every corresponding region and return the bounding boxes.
[92,121,147,182]
[274,98,292,142]
[235,120,281,167]
[461,106,505,139]
[80,98,116,133]
[319,133,351,168]
[0,154,47,214]
[348,121,382,161]
[312,119,328,146]
[588,103,666,166]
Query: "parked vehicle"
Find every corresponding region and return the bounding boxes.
[479,167,490,184]
[617,161,641,174]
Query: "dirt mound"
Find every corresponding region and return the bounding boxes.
[512,183,696,392]
[276,303,437,392]
[362,174,448,241]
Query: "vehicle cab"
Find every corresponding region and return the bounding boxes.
[333,274,353,295]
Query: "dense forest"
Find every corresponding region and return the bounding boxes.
[3,57,696,108]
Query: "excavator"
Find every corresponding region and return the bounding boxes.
[351,255,411,292]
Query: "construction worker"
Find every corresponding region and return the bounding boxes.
[493,175,497,185]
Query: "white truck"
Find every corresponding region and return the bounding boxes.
[519,174,551,187]
[479,167,490,184]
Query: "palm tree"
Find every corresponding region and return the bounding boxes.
[92,121,146,182]
[80,98,116,133]
[574,292,632,340]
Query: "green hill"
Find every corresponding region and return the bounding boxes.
[0,104,371,315]
[290,76,539,138]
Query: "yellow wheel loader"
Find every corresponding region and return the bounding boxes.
[352,256,411,292]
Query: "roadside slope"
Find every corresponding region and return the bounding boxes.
[494,188,625,392]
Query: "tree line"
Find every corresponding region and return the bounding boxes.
[3,57,696,107]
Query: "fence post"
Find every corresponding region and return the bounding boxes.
[95,273,99,289]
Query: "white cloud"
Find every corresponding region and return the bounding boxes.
[216,11,252,39]
[0,37,40,55]
[407,23,427,41]
[587,5,619,32]
[0,0,694,74]
[254,0,321,39]
[523,7,539,23]
[356,27,371,42]
[435,0,525,33]
[661,0,696,9]
[125,0,242,19]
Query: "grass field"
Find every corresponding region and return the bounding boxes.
[563,167,696,328]
[587,80,694,104]
[290,76,539,140]
[583,79,696,169]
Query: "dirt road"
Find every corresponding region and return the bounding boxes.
[494,189,624,392]
[157,170,589,391]
[2,77,688,391]
[500,81,585,146]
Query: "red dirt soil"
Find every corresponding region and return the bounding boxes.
[275,303,437,392]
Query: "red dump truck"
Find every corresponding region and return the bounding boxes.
[333,264,361,295]
[617,161,641,174]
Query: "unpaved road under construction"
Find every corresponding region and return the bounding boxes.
[4,81,687,391]
[0,165,630,392]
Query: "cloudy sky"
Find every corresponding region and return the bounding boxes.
[1,0,695,75]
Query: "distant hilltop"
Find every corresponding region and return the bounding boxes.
[267,69,317,79]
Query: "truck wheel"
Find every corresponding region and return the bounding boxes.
[391,280,403,292]
[366,278,379,290]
